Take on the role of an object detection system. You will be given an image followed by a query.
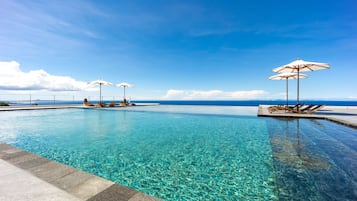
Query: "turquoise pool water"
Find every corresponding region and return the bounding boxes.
[0,106,356,200]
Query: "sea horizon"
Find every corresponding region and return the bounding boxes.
[3,99,357,107]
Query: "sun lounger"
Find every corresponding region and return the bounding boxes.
[269,103,324,114]
[290,104,324,114]
[83,98,94,106]
[283,103,305,113]
[269,103,304,113]
[303,105,324,114]
[299,104,315,112]
[268,105,285,113]
[96,102,106,107]
[288,103,306,111]
[288,103,302,110]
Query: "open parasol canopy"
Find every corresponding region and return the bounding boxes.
[116,82,133,101]
[88,79,113,103]
[273,58,329,108]
[273,58,330,73]
[269,72,308,107]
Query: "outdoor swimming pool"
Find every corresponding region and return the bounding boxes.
[0,106,356,200]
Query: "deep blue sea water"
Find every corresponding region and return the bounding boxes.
[5,99,357,106]
[134,100,357,106]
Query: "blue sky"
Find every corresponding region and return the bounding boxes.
[0,0,356,101]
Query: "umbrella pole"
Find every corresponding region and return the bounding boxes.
[100,84,102,104]
[123,87,126,101]
[297,69,300,111]
[286,77,288,111]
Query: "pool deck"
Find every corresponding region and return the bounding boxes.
[0,143,161,201]
[0,103,160,111]
[0,104,356,200]
[258,105,357,128]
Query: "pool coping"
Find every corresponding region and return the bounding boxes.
[0,104,160,111]
[0,143,161,201]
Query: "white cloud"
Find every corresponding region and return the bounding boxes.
[0,61,92,92]
[347,96,357,100]
[162,89,267,100]
[229,90,268,99]
[162,89,185,99]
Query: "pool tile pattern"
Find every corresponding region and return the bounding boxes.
[0,143,161,201]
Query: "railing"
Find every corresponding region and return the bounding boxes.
[0,94,124,106]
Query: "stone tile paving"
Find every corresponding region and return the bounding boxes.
[258,105,357,128]
[0,143,161,201]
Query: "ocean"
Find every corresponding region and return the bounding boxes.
[134,100,357,106]
[5,99,357,106]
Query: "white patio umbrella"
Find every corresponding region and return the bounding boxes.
[88,80,113,103]
[273,58,330,108]
[269,72,308,107]
[116,82,133,101]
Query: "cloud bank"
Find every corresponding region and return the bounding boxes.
[0,61,91,91]
[163,89,267,100]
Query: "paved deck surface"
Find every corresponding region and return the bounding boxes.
[0,143,161,201]
[258,105,357,128]
[0,104,159,111]
[0,105,86,111]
